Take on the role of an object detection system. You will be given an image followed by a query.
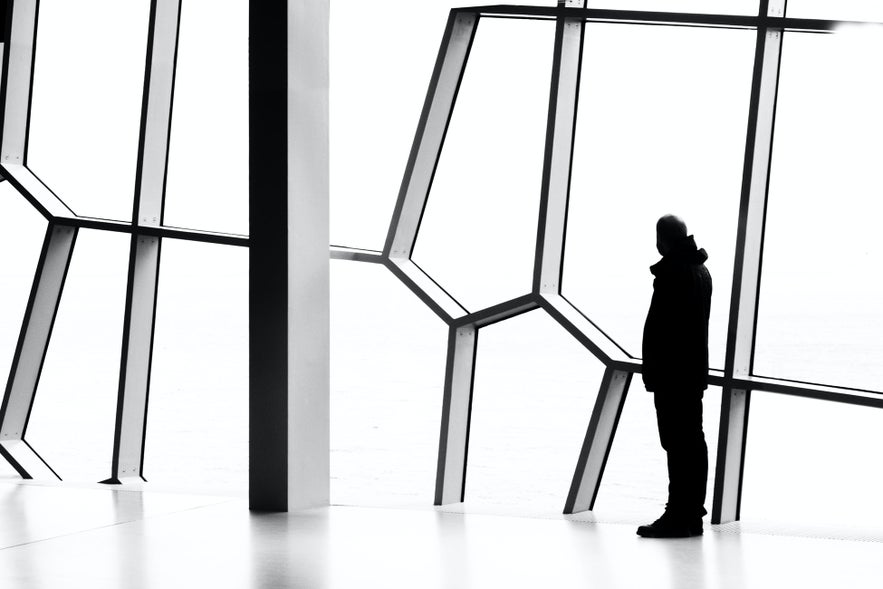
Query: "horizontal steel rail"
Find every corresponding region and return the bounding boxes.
[451,293,539,328]
[608,360,883,408]
[55,216,250,247]
[330,245,385,263]
[455,5,882,31]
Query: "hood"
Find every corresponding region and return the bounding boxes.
[650,235,708,275]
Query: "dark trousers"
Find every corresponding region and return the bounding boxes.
[653,389,708,518]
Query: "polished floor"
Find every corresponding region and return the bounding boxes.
[0,481,881,589]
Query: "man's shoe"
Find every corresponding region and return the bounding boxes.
[636,512,703,538]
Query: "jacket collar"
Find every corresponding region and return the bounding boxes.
[650,235,708,275]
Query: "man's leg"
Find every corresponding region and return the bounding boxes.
[655,389,708,518]
[638,389,707,537]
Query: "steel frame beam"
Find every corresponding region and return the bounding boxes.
[533,0,584,295]
[451,294,538,329]
[385,257,467,323]
[539,294,630,367]
[435,324,478,505]
[58,216,250,247]
[0,165,73,219]
[0,224,76,480]
[0,0,73,217]
[454,4,880,32]
[104,0,182,484]
[330,245,385,263]
[384,11,478,260]
[564,367,631,514]
[712,0,786,525]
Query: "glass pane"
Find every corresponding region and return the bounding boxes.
[0,185,47,373]
[330,2,553,250]
[163,0,248,235]
[466,311,606,515]
[145,240,248,496]
[743,393,883,534]
[564,24,755,367]
[584,0,759,15]
[28,1,150,221]
[26,230,130,481]
[786,1,883,21]
[411,18,553,312]
[330,261,447,507]
[754,31,883,390]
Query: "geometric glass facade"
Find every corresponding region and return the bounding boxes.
[2,0,882,525]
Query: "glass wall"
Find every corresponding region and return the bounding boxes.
[564,23,754,367]
[28,0,150,221]
[754,30,883,391]
[412,18,554,311]
[27,230,130,481]
[743,393,883,533]
[330,261,447,507]
[466,311,606,514]
[329,0,555,251]
[3,1,883,529]
[146,240,248,496]
[163,0,248,235]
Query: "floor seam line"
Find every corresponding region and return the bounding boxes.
[0,497,240,552]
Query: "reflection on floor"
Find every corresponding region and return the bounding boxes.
[0,481,881,589]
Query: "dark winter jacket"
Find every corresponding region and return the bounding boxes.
[642,235,712,392]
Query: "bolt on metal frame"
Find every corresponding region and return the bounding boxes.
[1,0,882,523]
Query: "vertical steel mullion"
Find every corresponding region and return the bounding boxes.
[435,325,478,505]
[713,0,786,524]
[0,0,37,166]
[533,7,584,294]
[564,368,631,514]
[0,224,77,480]
[383,11,478,259]
[106,0,181,483]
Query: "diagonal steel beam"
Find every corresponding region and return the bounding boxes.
[383,11,478,260]
[564,367,631,514]
[0,223,77,480]
[385,257,467,323]
[0,0,73,217]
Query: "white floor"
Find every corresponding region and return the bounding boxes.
[0,481,881,589]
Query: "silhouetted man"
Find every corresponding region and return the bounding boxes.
[637,214,711,538]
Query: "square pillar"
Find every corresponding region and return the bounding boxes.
[249,0,330,511]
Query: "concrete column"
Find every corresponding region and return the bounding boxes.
[249,0,330,511]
